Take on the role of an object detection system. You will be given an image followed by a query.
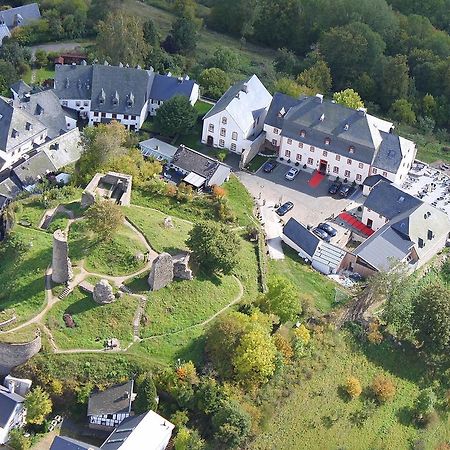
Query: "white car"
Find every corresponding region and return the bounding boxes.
[285,167,299,180]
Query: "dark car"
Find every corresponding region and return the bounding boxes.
[276,201,294,216]
[339,184,355,197]
[312,227,331,242]
[328,180,342,195]
[318,222,337,237]
[263,160,278,173]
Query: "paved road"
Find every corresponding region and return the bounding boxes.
[29,41,86,55]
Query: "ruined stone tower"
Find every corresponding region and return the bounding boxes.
[52,229,73,284]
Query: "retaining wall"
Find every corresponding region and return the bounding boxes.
[0,334,42,376]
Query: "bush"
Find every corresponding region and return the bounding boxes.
[367,321,383,344]
[345,376,362,399]
[371,375,396,403]
[7,429,31,450]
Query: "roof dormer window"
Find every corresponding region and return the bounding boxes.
[112,91,119,106]
[25,122,32,131]
[222,117,227,125]
[300,130,306,137]
[99,88,106,105]
[324,137,330,145]
[127,92,135,107]
[11,129,19,138]
[349,146,355,154]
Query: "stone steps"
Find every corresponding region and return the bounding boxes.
[58,287,72,299]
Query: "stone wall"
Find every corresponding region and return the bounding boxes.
[0,335,42,376]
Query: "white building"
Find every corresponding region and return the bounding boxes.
[264,93,417,185]
[201,74,272,155]
[0,385,26,445]
[53,63,199,131]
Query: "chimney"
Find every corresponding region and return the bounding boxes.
[315,93,323,103]
[8,381,15,394]
[319,113,325,122]
[357,107,367,116]
[241,83,249,94]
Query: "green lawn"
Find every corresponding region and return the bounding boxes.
[195,100,213,117]
[269,245,336,312]
[46,212,69,234]
[69,221,148,276]
[245,155,270,173]
[223,175,256,227]
[0,226,51,326]
[45,287,138,350]
[251,330,450,450]
[15,197,47,228]
[0,325,40,343]
[23,67,55,84]
[124,205,192,254]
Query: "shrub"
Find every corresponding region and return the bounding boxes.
[274,334,294,363]
[371,375,396,403]
[165,183,178,197]
[212,185,226,199]
[367,320,383,344]
[345,376,362,399]
[7,429,31,450]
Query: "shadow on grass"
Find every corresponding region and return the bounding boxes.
[396,406,415,427]
[126,272,150,293]
[64,294,97,316]
[174,334,206,367]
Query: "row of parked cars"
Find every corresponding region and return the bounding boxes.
[311,222,337,242]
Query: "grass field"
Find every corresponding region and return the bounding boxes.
[24,67,55,84]
[223,175,257,227]
[269,245,337,312]
[69,221,147,276]
[245,155,269,173]
[46,288,138,350]
[15,197,47,228]
[0,226,51,326]
[251,330,450,450]
[124,205,192,254]
[0,325,40,343]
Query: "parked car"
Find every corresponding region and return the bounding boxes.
[263,160,277,173]
[312,227,331,242]
[276,201,294,216]
[328,180,342,194]
[339,184,355,197]
[285,167,299,180]
[318,222,337,237]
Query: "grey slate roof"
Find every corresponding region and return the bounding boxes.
[364,181,422,219]
[10,80,32,98]
[150,74,196,102]
[100,413,146,450]
[0,3,41,28]
[373,131,403,173]
[0,193,8,209]
[54,64,93,101]
[13,150,57,186]
[87,381,134,417]
[50,436,100,450]
[0,170,22,197]
[362,174,390,187]
[171,145,230,183]
[283,218,320,258]
[265,92,302,130]
[0,385,24,428]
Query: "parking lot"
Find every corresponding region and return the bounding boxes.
[236,161,363,258]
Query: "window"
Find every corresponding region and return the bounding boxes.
[273,128,279,134]
[231,143,237,151]
[349,146,355,154]
[347,159,352,165]
[112,113,117,119]
[310,146,315,152]
[83,101,89,106]
[307,157,313,165]
[333,166,339,174]
[356,174,362,181]
[232,131,238,140]
[220,128,226,136]
[75,101,81,106]
[336,155,340,161]
[287,138,292,145]
[383,171,388,177]
[285,150,291,157]
[124,114,129,120]
[62,101,68,106]
[131,115,136,120]
[219,139,225,147]
[296,154,302,161]
[418,238,424,248]
[222,117,227,124]
[323,150,328,157]
[298,142,303,148]
[325,137,330,145]
[345,170,350,177]
[358,162,363,169]
[300,130,306,137]
[208,124,214,132]
[372,168,377,174]
[94,112,99,117]
[272,139,277,145]
[428,229,434,240]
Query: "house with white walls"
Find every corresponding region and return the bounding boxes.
[0,3,41,46]
[201,75,272,156]
[0,384,26,445]
[264,92,417,185]
[53,63,199,131]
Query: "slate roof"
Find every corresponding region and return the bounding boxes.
[0,193,8,209]
[13,150,57,186]
[362,174,391,187]
[0,385,24,428]
[372,131,403,173]
[171,145,229,183]
[50,436,100,450]
[139,137,177,160]
[0,3,41,28]
[10,80,32,98]
[364,181,422,219]
[0,170,21,197]
[283,218,320,258]
[203,74,272,133]
[54,64,93,101]
[265,92,303,130]
[150,74,196,102]
[87,381,134,417]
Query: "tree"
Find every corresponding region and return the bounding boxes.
[195,377,228,415]
[415,388,437,419]
[389,99,417,125]
[208,0,256,37]
[143,18,160,47]
[345,376,362,399]
[212,400,251,449]
[154,95,198,137]
[259,275,301,323]
[273,77,309,98]
[85,200,124,240]
[412,281,450,359]
[297,60,332,93]
[199,68,230,100]
[96,12,149,65]
[233,328,277,386]
[186,221,240,274]
[7,429,31,450]
[207,47,242,72]
[25,386,52,425]
[163,17,198,55]
[273,47,301,76]
[333,89,365,109]
[371,375,396,403]
[174,427,205,450]
[377,55,410,110]
[34,49,48,68]
[0,60,18,96]
[273,333,294,362]
[134,373,158,414]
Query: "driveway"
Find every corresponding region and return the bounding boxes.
[29,41,86,56]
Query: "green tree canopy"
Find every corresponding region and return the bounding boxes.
[389,98,417,125]
[174,427,206,450]
[207,47,242,72]
[273,77,310,97]
[85,200,125,240]
[143,18,160,47]
[154,95,198,136]
[333,89,365,109]
[199,68,230,99]
[186,221,240,274]
[25,386,52,425]
[163,17,198,55]
[134,373,158,414]
[297,60,332,93]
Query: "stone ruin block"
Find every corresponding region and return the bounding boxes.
[93,279,116,304]
[173,252,193,280]
[52,229,73,284]
[148,252,174,291]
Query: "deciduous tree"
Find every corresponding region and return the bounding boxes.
[134,373,158,414]
[333,89,365,109]
[85,200,124,240]
[163,17,198,55]
[154,95,198,136]
[199,68,230,100]
[25,386,52,425]
[297,60,332,94]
